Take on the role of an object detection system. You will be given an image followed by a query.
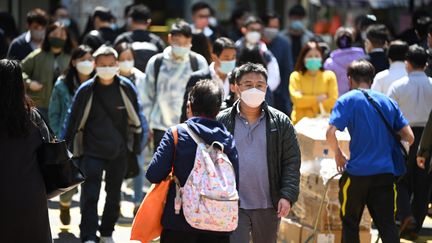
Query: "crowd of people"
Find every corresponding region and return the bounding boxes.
[0,2,432,243]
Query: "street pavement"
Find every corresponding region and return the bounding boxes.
[49,182,432,243]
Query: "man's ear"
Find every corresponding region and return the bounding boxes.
[241,26,247,35]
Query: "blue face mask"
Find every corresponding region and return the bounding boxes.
[171,45,191,58]
[219,60,236,74]
[305,57,322,71]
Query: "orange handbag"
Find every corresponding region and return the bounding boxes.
[130,126,178,242]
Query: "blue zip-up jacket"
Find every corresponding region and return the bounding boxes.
[146,117,239,233]
[61,75,149,156]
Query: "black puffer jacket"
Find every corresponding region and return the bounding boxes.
[216,101,301,207]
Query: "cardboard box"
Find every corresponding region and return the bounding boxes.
[293,173,372,231]
[301,226,371,243]
[295,118,350,162]
[278,218,302,243]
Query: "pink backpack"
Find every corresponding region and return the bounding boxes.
[174,124,239,232]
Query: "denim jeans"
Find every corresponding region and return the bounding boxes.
[133,150,146,204]
[79,152,127,241]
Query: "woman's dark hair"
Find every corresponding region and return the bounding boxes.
[0,59,33,138]
[114,42,135,59]
[237,46,267,67]
[41,22,73,54]
[294,41,324,73]
[63,45,93,95]
[335,27,353,49]
[347,59,375,84]
[192,33,212,64]
[188,79,223,118]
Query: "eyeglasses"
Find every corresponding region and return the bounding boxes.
[238,81,267,91]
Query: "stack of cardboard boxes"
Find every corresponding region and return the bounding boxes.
[277,118,372,243]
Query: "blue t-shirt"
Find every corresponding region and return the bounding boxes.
[329,89,408,176]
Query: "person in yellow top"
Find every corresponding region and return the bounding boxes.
[289,41,338,124]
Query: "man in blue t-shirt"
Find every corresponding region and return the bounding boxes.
[326,60,414,243]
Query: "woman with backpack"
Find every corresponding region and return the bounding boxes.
[146,79,239,243]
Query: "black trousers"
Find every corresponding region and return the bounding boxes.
[153,129,167,153]
[160,228,230,243]
[339,173,399,243]
[397,126,432,232]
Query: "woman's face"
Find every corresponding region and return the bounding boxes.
[303,48,322,62]
[72,53,93,67]
[118,49,134,62]
[49,27,67,40]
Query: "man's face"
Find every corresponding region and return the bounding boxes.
[235,72,267,96]
[212,48,236,66]
[28,22,46,41]
[96,55,118,68]
[192,8,211,29]
[244,23,263,35]
[169,34,192,47]
[267,18,280,29]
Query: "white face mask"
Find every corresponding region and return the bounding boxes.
[240,88,265,108]
[76,60,94,76]
[96,66,119,80]
[171,45,191,58]
[245,31,261,45]
[119,60,134,73]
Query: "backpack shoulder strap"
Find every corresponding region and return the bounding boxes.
[189,52,199,72]
[153,53,164,93]
[180,123,204,145]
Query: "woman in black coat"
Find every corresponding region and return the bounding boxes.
[0,59,51,242]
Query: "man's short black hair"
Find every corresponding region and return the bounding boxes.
[128,4,151,23]
[188,79,223,118]
[243,16,263,28]
[406,44,428,69]
[347,59,375,84]
[92,6,113,23]
[170,19,192,38]
[191,2,212,14]
[213,37,235,56]
[27,8,48,26]
[366,24,389,47]
[387,40,409,62]
[234,62,268,84]
[428,24,432,35]
[261,12,280,26]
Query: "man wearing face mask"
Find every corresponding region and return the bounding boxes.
[217,63,301,243]
[141,19,208,151]
[7,8,48,61]
[262,12,294,116]
[62,45,148,243]
[235,16,281,95]
[180,37,237,122]
[284,4,314,64]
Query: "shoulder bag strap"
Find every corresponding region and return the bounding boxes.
[360,89,408,158]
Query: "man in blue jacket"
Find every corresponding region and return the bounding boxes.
[62,45,148,243]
